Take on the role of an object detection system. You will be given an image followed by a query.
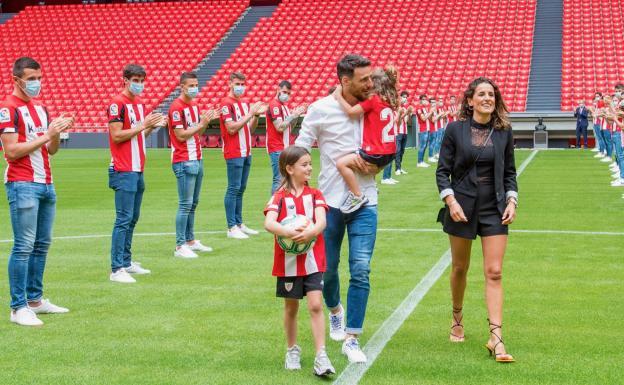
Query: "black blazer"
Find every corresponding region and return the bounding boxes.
[574,106,589,127]
[435,119,518,217]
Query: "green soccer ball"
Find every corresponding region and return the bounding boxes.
[277,214,316,254]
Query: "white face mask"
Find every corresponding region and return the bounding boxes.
[401,97,407,104]
[278,92,290,103]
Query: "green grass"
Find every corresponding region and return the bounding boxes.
[0,148,621,384]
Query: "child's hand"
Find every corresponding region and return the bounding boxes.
[283,226,303,239]
[333,85,343,100]
[291,226,315,244]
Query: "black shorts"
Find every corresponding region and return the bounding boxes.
[276,272,324,299]
[358,149,395,168]
[443,184,508,240]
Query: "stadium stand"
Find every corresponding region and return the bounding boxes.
[0,0,249,132]
[195,0,537,112]
[561,0,624,109]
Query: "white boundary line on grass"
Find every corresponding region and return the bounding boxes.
[332,149,539,385]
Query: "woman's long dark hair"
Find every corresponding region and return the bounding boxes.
[458,77,511,130]
[277,146,311,192]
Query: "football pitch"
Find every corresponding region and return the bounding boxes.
[0,148,621,385]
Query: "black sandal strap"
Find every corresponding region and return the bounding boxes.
[487,319,507,356]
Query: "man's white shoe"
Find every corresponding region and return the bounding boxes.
[342,337,367,363]
[600,157,612,163]
[400,169,408,174]
[594,152,605,158]
[417,162,430,168]
[227,226,249,239]
[126,261,151,274]
[239,224,259,235]
[428,157,437,162]
[328,309,346,341]
[109,268,136,283]
[29,299,69,314]
[395,170,401,176]
[10,307,43,326]
[285,345,302,370]
[612,172,620,179]
[388,178,399,184]
[174,245,198,259]
[313,348,336,376]
[380,179,395,185]
[591,147,600,152]
[610,162,618,167]
[188,240,213,252]
[611,178,624,187]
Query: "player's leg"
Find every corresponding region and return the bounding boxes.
[238,155,258,235]
[323,207,346,341]
[284,298,301,370]
[173,161,195,257]
[224,157,246,238]
[336,153,363,196]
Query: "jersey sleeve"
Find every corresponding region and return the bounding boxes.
[263,192,283,216]
[312,189,329,211]
[359,96,376,114]
[268,103,283,122]
[169,105,184,129]
[108,100,124,124]
[0,104,17,134]
[221,102,234,123]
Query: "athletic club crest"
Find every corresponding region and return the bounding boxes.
[284,282,293,292]
[109,104,118,116]
[0,107,9,123]
[172,111,180,121]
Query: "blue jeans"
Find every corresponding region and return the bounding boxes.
[593,124,604,152]
[603,130,613,157]
[436,128,446,154]
[417,131,429,163]
[394,133,407,171]
[323,205,377,334]
[613,132,624,178]
[109,169,144,272]
[382,163,392,180]
[269,151,281,194]
[428,131,438,157]
[5,182,56,310]
[224,156,251,228]
[173,160,203,246]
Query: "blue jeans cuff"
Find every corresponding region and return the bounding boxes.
[345,327,363,335]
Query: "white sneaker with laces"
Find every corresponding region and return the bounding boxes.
[595,152,605,158]
[174,245,198,259]
[389,178,399,184]
[380,179,394,185]
[395,170,401,176]
[227,226,249,239]
[109,268,136,283]
[400,169,408,174]
[611,178,624,187]
[126,261,151,274]
[328,309,346,341]
[239,224,259,235]
[428,156,437,162]
[601,157,612,163]
[10,307,43,326]
[610,162,618,168]
[591,147,600,152]
[417,162,430,168]
[188,240,213,252]
[313,348,336,376]
[29,299,69,314]
[342,337,367,363]
[340,192,369,214]
[285,345,302,370]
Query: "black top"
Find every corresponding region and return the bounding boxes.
[471,120,495,184]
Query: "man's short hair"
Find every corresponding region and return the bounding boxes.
[278,80,292,89]
[229,72,245,82]
[328,86,337,95]
[429,98,436,102]
[615,83,624,90]
[337,54,371,80]
[595,92,603,97]
[123,64,146,80]
[400,90,409,97]
[419,94,427,100]
[13,57,40,78]
[180,72,197,84]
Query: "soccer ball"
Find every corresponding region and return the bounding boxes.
[277,214,316,254]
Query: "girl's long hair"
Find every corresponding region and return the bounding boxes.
[277,146,311,192]
[372,65,400,110]
[458,77,511,130]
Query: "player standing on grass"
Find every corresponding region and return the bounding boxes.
[107,64,165,283]
[0,57,74,326]
[168,72,217,259]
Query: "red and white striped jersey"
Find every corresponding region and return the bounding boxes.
[396,108,408,135]
[416,106,430,133]
[168,98,202,164]
[219,96,252,159]
[264,185,328,277]
[107,93,146,172]
[0,95,52,184]
[433,109,444,130]
[266,98,294,153]
[447,105,458,123]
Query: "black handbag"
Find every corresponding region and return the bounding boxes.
[437,125,494,224]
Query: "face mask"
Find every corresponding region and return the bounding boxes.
[233,85,245,97]
[18,79,41,98]
[616,92,622,98]
[129,81,144,96]
[278,92,290,103]
[401,97,407,104]
[186,86,199,99]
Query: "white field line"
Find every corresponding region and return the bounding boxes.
[332,149,539,385]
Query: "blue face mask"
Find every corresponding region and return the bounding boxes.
[186,86,199,99]
[20,79,41,98]
[233,85,245,97]
[129,81,144,96]
[278,92,290,103]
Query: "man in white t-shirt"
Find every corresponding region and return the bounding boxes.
[295,54,378,364]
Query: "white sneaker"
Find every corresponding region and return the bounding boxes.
[591,147,600,152]
[174,245,198,259]
[227,226,249,239]
[610,162,618,168]
[380,179,394,185]
[428,157,437,162]
[400,169,408,174]
[188,240,213,252]
[285,345,302,370]
[595,152,605,158]
[328,309,346,341]
[395,170,401,176]
[611,178,624,187]
[126,261,151,274]
[109,268,136,283]
[10,307,43,326]
[389,178,399,183]
[342,337,367,363]
[239,224,259,235]
[417,162,430,168]
[313,348,336,376]
[29,299,69,314]
[601,157,612,163]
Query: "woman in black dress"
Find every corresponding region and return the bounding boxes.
[436,77,518,362]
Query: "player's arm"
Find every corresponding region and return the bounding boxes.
[291,206,327,244]
[274,105,306,132]
[46,115,74,155]
[418,109,428,121]
[109,113,161,143]
[224,103,262,134]
[174,110,216,141]
[264,210,299,238]
[1,115,70,161]
[333,87,364,119]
